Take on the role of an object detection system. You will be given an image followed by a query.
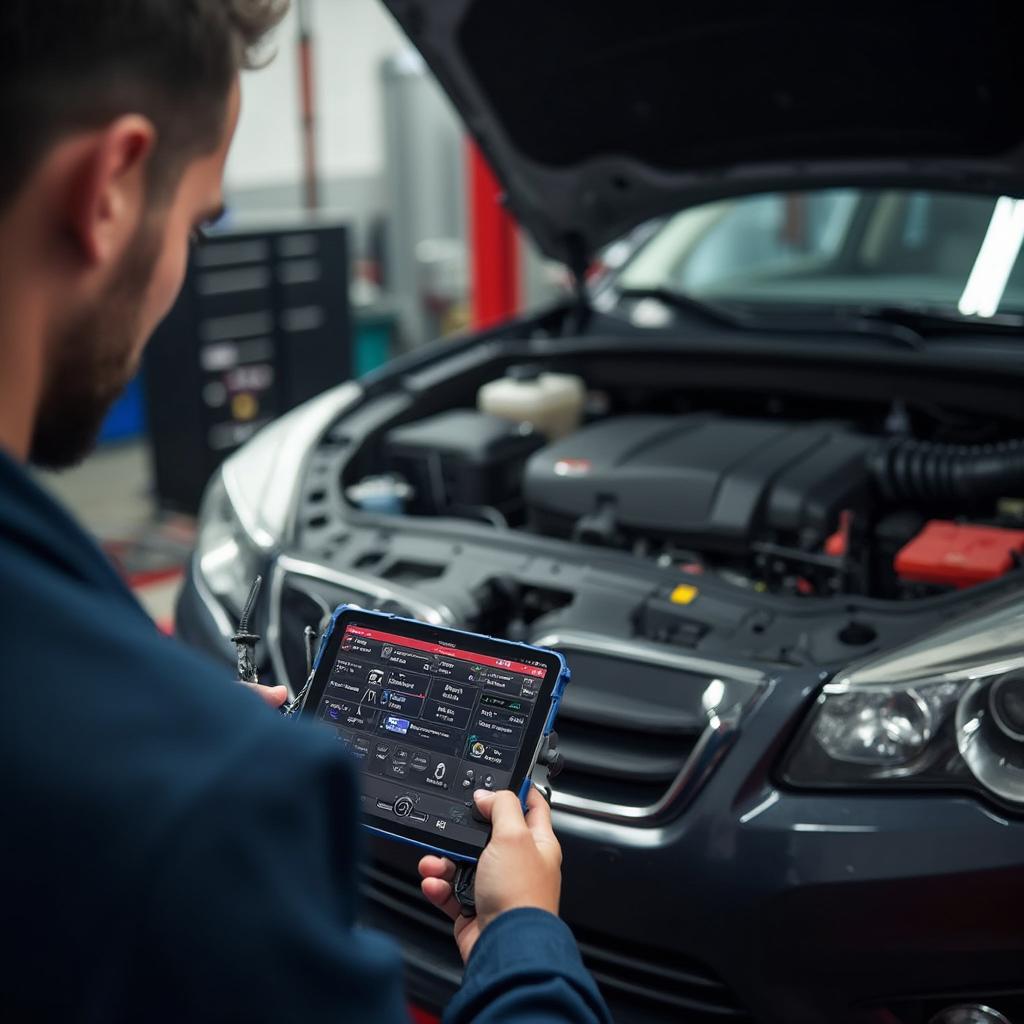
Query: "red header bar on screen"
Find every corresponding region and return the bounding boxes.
[344,624,545,678]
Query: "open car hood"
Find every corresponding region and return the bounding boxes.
[383,0,1024,268]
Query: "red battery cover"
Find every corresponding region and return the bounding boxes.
[894,520,1024,589]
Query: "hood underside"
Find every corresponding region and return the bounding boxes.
[383,0,1024,266]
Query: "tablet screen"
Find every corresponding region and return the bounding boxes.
[307,614,560,855]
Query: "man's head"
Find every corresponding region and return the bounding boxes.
[0,1,288,467]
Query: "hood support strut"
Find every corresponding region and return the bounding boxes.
[565,232,592,334]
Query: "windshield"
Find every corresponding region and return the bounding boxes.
[611,189,1024,320]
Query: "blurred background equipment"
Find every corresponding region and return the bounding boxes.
[380,48,468,346]
[143,222,352,514]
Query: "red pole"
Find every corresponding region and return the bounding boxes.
[468,142,520,329]
[297,0,319,211]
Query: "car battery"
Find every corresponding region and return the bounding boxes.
[383,409,544,518]
[895,520,1024,588]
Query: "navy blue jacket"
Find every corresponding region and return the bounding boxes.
[0,449,610,1024]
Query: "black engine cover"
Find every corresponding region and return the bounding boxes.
[524,414,873,551]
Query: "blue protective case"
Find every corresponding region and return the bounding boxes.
[306,605,570,863]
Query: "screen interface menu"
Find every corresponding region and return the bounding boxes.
[313,622,548,849]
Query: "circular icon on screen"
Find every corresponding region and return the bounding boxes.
[470,741,486,758]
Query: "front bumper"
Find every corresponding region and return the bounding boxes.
[177,568,1024,1024]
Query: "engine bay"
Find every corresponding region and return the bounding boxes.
[344,363,1024,606]
[281,339,1024,674]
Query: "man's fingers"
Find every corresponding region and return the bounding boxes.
[482,788,529,839]
[417,872,462,929]
[420,877,461,922]
[421,876,451,903]
[523,783,557,843]
[241,682,288,709]
[418,855,455,882]
[471,789,497,820]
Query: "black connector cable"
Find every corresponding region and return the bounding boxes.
[232,575,263,684]
[281,625,319,717]
[231,576,320,716]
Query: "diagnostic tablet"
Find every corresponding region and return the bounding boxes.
[300,606,568,861]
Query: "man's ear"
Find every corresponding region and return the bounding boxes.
[64,115,157,267]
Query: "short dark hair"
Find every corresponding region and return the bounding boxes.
[0,0,289,211]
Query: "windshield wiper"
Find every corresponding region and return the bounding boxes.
[614,287,924,350]
[840,303,1024,337]
[611,286,740,327]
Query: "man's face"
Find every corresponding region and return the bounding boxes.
[30,80,242,468]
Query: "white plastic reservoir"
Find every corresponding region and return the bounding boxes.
[477,365,586,440]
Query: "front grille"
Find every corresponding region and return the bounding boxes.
[361,863,751,1023]
[361,863,462,973]
[574,927,750,1022]
[540,643,715,814]
[554,683,704,809]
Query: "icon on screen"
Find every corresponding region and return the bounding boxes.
[367,668,385,686]
[385,716,410,735]
[470,741,486,759]
[382,646,394,659]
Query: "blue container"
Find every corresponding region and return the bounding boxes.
[99,376,145,443]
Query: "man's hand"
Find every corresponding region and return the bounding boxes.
[418,784,562,963]
[241,682,288,710]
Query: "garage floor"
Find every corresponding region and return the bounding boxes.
[35,442,192,629]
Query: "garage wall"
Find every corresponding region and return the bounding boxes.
[222,0,409,251]
[225,0,407,189]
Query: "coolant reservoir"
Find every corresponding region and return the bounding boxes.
[477,364,585,439]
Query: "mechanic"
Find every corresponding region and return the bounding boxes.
[0,4,610,1022]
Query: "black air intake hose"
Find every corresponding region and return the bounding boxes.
[869,438,1024,506]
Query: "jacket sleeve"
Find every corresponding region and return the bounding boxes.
[116,722,412,1024]
[444,908,612,1024]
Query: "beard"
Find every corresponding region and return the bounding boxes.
[30,223,162,469]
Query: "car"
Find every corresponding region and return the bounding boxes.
[176,3,1024,1022]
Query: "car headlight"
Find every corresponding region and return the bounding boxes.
[956,671,1024,804]
[810,684,948,767]
[783,598,1024,809]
